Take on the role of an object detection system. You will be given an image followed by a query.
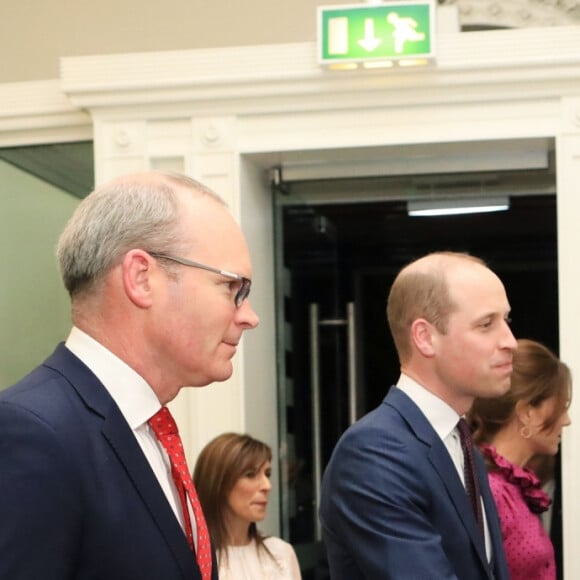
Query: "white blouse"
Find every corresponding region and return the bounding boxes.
[219,537,302,580]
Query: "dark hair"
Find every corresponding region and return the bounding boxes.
[192,432,274,565]
[469,338,571,445]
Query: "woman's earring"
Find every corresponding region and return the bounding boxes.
[520,425,532,439]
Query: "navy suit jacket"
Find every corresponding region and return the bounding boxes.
[0,344,218,580]
[319,387,509,580]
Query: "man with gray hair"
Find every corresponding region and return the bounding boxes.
[0,171,259,579]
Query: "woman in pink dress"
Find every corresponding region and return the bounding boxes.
[469,339,572,580]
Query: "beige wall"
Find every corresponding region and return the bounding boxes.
[0,0,350,83]
[0,160,78,389]
[3,0,578,83]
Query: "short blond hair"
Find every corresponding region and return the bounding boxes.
[386,252,486,362]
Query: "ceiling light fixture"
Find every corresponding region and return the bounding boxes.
[407,196,510,217]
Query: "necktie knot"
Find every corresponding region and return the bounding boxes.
[457,417,472,444]
[149,407,179,438]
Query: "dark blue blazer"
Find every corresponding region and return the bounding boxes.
[0,344,218,580]
[319,387,509,580]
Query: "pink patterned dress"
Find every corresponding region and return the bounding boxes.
[480,444,555,580]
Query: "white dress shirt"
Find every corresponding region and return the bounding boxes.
[397,373,491,560]
[65,326,197,546]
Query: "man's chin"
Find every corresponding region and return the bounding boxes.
[207,363,234,384]
[183,365,234,388]
[479,379,511,399]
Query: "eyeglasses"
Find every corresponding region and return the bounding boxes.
[150,253,251,308]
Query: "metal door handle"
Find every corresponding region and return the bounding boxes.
[309,302,357,541]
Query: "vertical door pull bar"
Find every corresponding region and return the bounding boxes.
[309,303,323,541]
[309,303,357,539]
[347,302,357,425]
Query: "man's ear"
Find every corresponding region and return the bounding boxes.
[411,318,436,358]
[121,249,155,308]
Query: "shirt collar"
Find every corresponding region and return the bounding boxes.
[65,326,161,429]
[396,373,461,441]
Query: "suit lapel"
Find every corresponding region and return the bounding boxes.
[475,452,510,579]
[386,388,490,573]
[44,344,200,580]
[102,411,198,579]
[427,441,489,569]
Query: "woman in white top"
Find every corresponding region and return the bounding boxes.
[193,433,302,580]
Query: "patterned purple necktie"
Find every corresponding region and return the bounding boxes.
[457,418,484,537]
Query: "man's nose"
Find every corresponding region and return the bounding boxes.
[238,299,259,329]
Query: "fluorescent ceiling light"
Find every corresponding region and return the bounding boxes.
[407,196,510,217]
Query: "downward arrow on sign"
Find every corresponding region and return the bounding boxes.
[358,19,382,51]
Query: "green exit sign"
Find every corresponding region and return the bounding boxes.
[318,1,436,66]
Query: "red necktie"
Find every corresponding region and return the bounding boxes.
[457,418,484,538]
[149,407,212,580]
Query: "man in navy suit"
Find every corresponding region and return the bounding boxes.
[320,251,517,579]
[0,171,259,579]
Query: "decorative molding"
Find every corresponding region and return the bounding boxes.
[101,121,146,158]
[60,27,580,116]
[0,79,91,146]
[192,117,237,152]
[562,97,580,133]
[441,0,580,28]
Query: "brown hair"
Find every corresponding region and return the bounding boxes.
[387,252,486,362]
[192,432,273,564]
[469,338,571,445]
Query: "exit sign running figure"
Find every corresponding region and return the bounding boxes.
[318,1,436,66]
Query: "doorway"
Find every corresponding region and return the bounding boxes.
[274,166,560,577]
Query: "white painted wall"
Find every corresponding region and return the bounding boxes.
[239,153,279,534]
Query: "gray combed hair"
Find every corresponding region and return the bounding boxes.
[56,172,223,297]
